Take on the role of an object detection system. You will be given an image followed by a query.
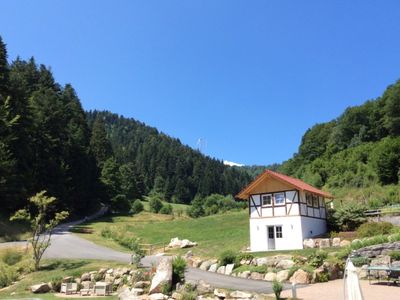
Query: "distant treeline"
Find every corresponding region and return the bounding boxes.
[0,36,251,216]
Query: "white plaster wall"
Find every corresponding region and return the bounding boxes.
[250,206,259,218]
[261,207,273,217]
[300,216,327,238]
[249,216,304,251]
[288,203,299,216]
[274,206,286,216]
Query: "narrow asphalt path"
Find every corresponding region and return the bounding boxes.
[1,211,292,294]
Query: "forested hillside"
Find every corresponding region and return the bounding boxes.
[278,80,400,207]
[0,36,250,217]
[86,111,250,204]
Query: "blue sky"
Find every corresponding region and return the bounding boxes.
[1,1,400,165]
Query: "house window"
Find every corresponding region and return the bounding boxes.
[262,194,272,206]
[312,195,319,207]
[276,226,283,238]
[306,193,313,206]
[319,196,325,207]
[274,193,285,205]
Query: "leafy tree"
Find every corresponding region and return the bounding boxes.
[371,137,400,184]
[100,157,121,203]
[119,162,140,200]
[159,204,173,215]
[10,191,69,270]
[148,194,163,213]
[130,199,144,214]
[332,203,366,231]
[187,195,205,218]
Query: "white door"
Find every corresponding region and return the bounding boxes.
[267,226,275,250]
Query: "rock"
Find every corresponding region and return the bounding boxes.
[168,237,197,249]
[214,288,227,298]
[322,262,341,280]
[172,292,183,300]
[276,270,289,282]
[184,251,193,259]
[131,288,144,296]
[62,276,73,283]
[255,257,268,266]
[319,238,331,249]
[290,269,311,284]
[303,239,316,249]
[189,257,203,268]
[230,291,252,299]
[340,240,351,247]
[371,255,391,266]
[238,271,250,279]
[180,239,197,248]
[276,259,294,269]
[332,237,341,247]
[208,263,218,272]
[98,268,107,275]
[75,278,81,284]
[356,265,369,279]
[217,266,225,274]
[150,293,166,300]
[199,261,213,271]
[149,257,173,294]
[392,261,400,268]
[114,278,122,286]
[312,267,326,283]
[225,264,235,275]
[105,273,115,283]
[250,272,264,280]
[81,272,90,281]
[197,280,212,294]
[264,272,277,281]
[118,287,137,300]
[31,283,51,294]
[134,281,150,288]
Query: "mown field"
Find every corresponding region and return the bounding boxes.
[74,208,250,258]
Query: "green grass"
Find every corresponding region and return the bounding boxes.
[0,259,127,299]
[75,210,249,258]
[0,213,30,242]
[140,200,189,215]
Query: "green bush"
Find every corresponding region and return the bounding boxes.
[307,250,328,268]
[1,250,23,266]
[172,256,187,284]
[130,199,144,215]
[149,197,163,213]
[272,280,283,300]
[111,194,131,213]
[315,271,329,283]
[236,253,254,262]
[357,222,394,238]
[160,204,173,215]
[351,256,369,267]
[219,250,237,266]
[0,265,17,288]
[332,203,367,231]
[181,291,197,300]
[389,251,400,261]
[100,227,112,238]
[50,276,63,292]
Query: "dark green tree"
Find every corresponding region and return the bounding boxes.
[90,116,113,167]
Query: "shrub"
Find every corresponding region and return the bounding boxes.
[172,256,187,284]
[149,197,163,213]
[111,194,131,213]
[219,250,237,266]
[236,253,254,262]
[1,250,23,266]
[389,251,400,261]
[160,204,173,215]
[101,227,112,239]
[357,222,393,238]
[161,282,172,294]
[181,291,197,300]
[315,271,329,283]
[50,276,63,292]
[332,203,367,231]
[130,199,144,215]
[307,250,328,268]
[351,256,369,267]
[272,280,283,300]
[0,265,17,288]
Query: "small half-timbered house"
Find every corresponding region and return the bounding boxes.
[236,170,333,251]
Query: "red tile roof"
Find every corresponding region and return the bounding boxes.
[236,169,333,199]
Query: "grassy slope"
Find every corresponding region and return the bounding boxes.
[75,210,250,258]
[0,259,127,300]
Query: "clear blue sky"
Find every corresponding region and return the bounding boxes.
[1,1,400,165]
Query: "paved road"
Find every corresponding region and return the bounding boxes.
[1,211,293,294]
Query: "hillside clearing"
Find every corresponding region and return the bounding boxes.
[74,210,249,258]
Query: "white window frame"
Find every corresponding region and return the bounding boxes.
[276,225,283,238]
[262,194,272,207]
[274,192,285,206]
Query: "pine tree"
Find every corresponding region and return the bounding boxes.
[90,116,113,167]
[0,36,8,98]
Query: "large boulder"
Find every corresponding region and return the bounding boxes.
[250,272,264,280]
[197,280,213,294]
[168,237,197,249]
[303,239,316,249]
[332,237,341,247]
[31,283,51,294]
[264,272,277,281]
[217,266,225,274]
[149,257,173,294]
[319,239,331,249]
[225,264,235,275]
[208,263,218,272]
[180,239,197,248]
[81,272,90,281]
[149,293,166,300]
[230,291,252,299]
[322,262,341,280]
[276,259,294,269]
[199,261,213,271]
[276,270,289,282]
[290,269,311,284]
[214,288,227,298]
[340,240,351,247]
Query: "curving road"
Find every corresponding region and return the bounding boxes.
[1,212,293,294]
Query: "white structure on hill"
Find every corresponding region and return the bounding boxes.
[236,170,333,251]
